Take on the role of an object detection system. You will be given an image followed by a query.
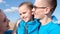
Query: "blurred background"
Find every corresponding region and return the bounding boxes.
[0,0,60,30]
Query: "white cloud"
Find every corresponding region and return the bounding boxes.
[11,7,18,11]
[0,0,9,7]
[4,7,18,13]
[0,0,3,3]
[4,9,12,12]
[0,0,5,3]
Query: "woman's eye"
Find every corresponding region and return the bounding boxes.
[3,18,6,22]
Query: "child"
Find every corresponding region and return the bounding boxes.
[13,2,40,34]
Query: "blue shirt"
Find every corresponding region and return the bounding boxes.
[4,30,12,34]
[16,19,40,34]
[39,16,60,34]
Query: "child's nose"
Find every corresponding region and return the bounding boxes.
[21,15,25,18]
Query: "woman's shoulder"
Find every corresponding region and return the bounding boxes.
[4,30,12,34]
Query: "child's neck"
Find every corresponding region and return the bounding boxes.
[25,18,34,22]
[30,18,34,21]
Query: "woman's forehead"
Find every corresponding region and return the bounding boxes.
[0,13,6,22]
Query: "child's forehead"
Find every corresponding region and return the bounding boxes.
[18,5,32,13]
[20,4,29,8]
[19,9,30,13]
[19,5,30,10]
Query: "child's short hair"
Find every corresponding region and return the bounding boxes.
[18,2,33,10]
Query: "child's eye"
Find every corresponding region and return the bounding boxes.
[23,12,26,14]
[20,14,22,15]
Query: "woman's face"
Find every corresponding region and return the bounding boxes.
[0,13,10,32]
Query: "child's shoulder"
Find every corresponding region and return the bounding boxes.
[34,18,40,22]
[15,19,21,27]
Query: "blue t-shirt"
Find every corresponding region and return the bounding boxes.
[39,16,60,34]
[16,19,40,34]
[4,30,12,34]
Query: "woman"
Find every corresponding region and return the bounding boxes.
[0,9,12,34]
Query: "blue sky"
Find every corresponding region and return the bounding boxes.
[0,0,60,23]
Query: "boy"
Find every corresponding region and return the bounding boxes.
[32,0,60,34]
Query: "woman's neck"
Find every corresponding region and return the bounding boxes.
[0,31,4,34]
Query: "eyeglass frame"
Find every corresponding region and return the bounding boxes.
[33,6,46,9]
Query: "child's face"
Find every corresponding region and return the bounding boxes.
[18,5,32,22]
